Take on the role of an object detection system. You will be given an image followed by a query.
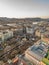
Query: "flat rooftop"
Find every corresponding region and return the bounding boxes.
[26,42,48,61]
[31,45,46,57]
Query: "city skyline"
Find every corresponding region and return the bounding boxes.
[0,0,49,18]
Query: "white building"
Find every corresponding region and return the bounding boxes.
[26,26,34,34]
[0,30,13,42]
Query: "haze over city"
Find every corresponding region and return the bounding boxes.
[0,0,49,18]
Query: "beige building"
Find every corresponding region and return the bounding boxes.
[35,29,41,37]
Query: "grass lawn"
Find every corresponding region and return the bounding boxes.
[42,58,49,65]
[42,51,49,65]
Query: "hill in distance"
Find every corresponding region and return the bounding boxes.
[0,17,49,24]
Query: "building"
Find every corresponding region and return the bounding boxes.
[35,29,41,37]
[0,30,13,42]
[5,57,27,65]
[0,61,5,65]
[0,43,3,50]
[41,37,49,44]
[25,41,48,65]
[41,32,49,44]
[26,26,34,34]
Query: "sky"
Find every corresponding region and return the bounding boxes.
[0,0,49,18]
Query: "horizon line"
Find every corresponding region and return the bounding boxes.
[0,16,49,19]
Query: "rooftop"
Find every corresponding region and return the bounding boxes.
[26,41,48,61]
